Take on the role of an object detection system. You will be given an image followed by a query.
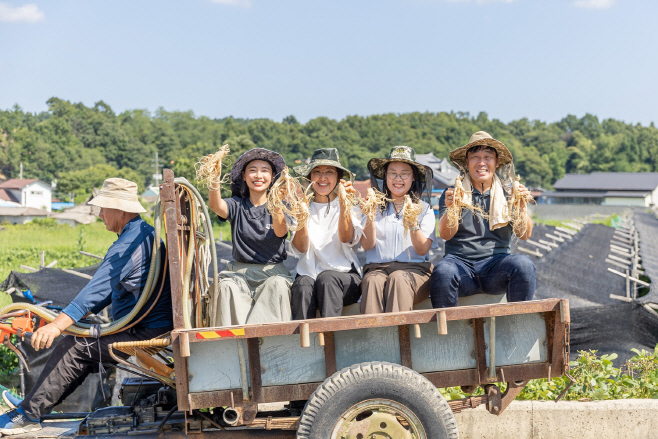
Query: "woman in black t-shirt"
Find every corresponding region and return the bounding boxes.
[208,148,292,326]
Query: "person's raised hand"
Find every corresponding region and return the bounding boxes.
[341,179,357,197]
[444,188,455,208]
[517,184,532,203]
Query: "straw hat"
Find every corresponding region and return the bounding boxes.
[88,178,146,213]
[230,148,286,197]
[293,148,354,182]
[449,131,513,172]
[367,146,433,184]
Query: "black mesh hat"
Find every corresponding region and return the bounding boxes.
[230,148,286,197]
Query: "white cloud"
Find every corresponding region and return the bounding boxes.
[0,2,44,23]
[574,0,614,9]
[209,0,251,8]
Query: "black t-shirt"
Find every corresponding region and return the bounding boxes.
[219,196,287,264]
[439,188,513,261]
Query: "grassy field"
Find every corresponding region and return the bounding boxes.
[0,218,231,291]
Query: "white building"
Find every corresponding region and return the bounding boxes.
[0,179,52,212]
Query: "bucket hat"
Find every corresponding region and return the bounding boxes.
[367,146,433,184]
[449,131,513,172]
[88,178,146,213]
[230,148,286,197]
[293,148,354,182]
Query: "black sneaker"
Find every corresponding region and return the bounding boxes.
[0,408,42,435]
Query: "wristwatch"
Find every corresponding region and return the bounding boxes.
[409,224,421,232]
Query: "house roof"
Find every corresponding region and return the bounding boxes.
[0,207,49,216]
[0,188,19,203]
[51,211,98,225]
[0,179,39,189]
[553,173,658,191]
[415,153,460,186]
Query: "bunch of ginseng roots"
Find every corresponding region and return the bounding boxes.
[336,181,361,219]
[267,168,313,232]
[508,176,535,237]
[400,194,423,237]
[195,144,231,191]
[359,188,388,223]
[445,175,488,229]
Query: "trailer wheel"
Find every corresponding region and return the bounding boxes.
[297,361,459,439]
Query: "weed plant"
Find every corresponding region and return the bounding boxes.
[440,346,658,401]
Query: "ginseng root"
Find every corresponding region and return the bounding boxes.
[195,144,231,190]
[360,187,388,223]
[445,175,488,228]
[337,182,361,219]
[267,167,311,231]
[401,195,423,237]
[445,175,467,229]
[508,175,535,237]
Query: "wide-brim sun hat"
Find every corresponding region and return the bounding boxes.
[367,146,433,184]
[449,131,513,172]
[293,148,354,182]
[88,178,146,213]
[230,148,287,196]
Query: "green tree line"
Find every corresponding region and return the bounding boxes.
[2,98,658,200]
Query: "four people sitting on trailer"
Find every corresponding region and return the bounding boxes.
[208,136,536,325]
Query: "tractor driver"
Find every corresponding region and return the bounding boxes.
[0,178,173,436]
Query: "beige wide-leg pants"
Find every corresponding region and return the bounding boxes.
[360,261,433,314]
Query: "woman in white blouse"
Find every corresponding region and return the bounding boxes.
[290,148,364,319]
[360,146,436,314]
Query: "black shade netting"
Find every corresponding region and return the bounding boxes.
[1,264,100,308]
[531,224,625,308]
[571,302,658,366]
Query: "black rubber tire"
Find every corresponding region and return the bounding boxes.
[296,361,459,439]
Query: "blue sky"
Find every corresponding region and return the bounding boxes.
[0,0,656,126]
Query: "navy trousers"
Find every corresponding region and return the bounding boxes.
[430,253,536,308]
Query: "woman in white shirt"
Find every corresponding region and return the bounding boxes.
[290,148,364,319]
[360,146,436,314]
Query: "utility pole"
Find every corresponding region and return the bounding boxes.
[19,162,23,179]
[151,152,162,187]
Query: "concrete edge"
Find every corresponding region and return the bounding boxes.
[454,399,658,439]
